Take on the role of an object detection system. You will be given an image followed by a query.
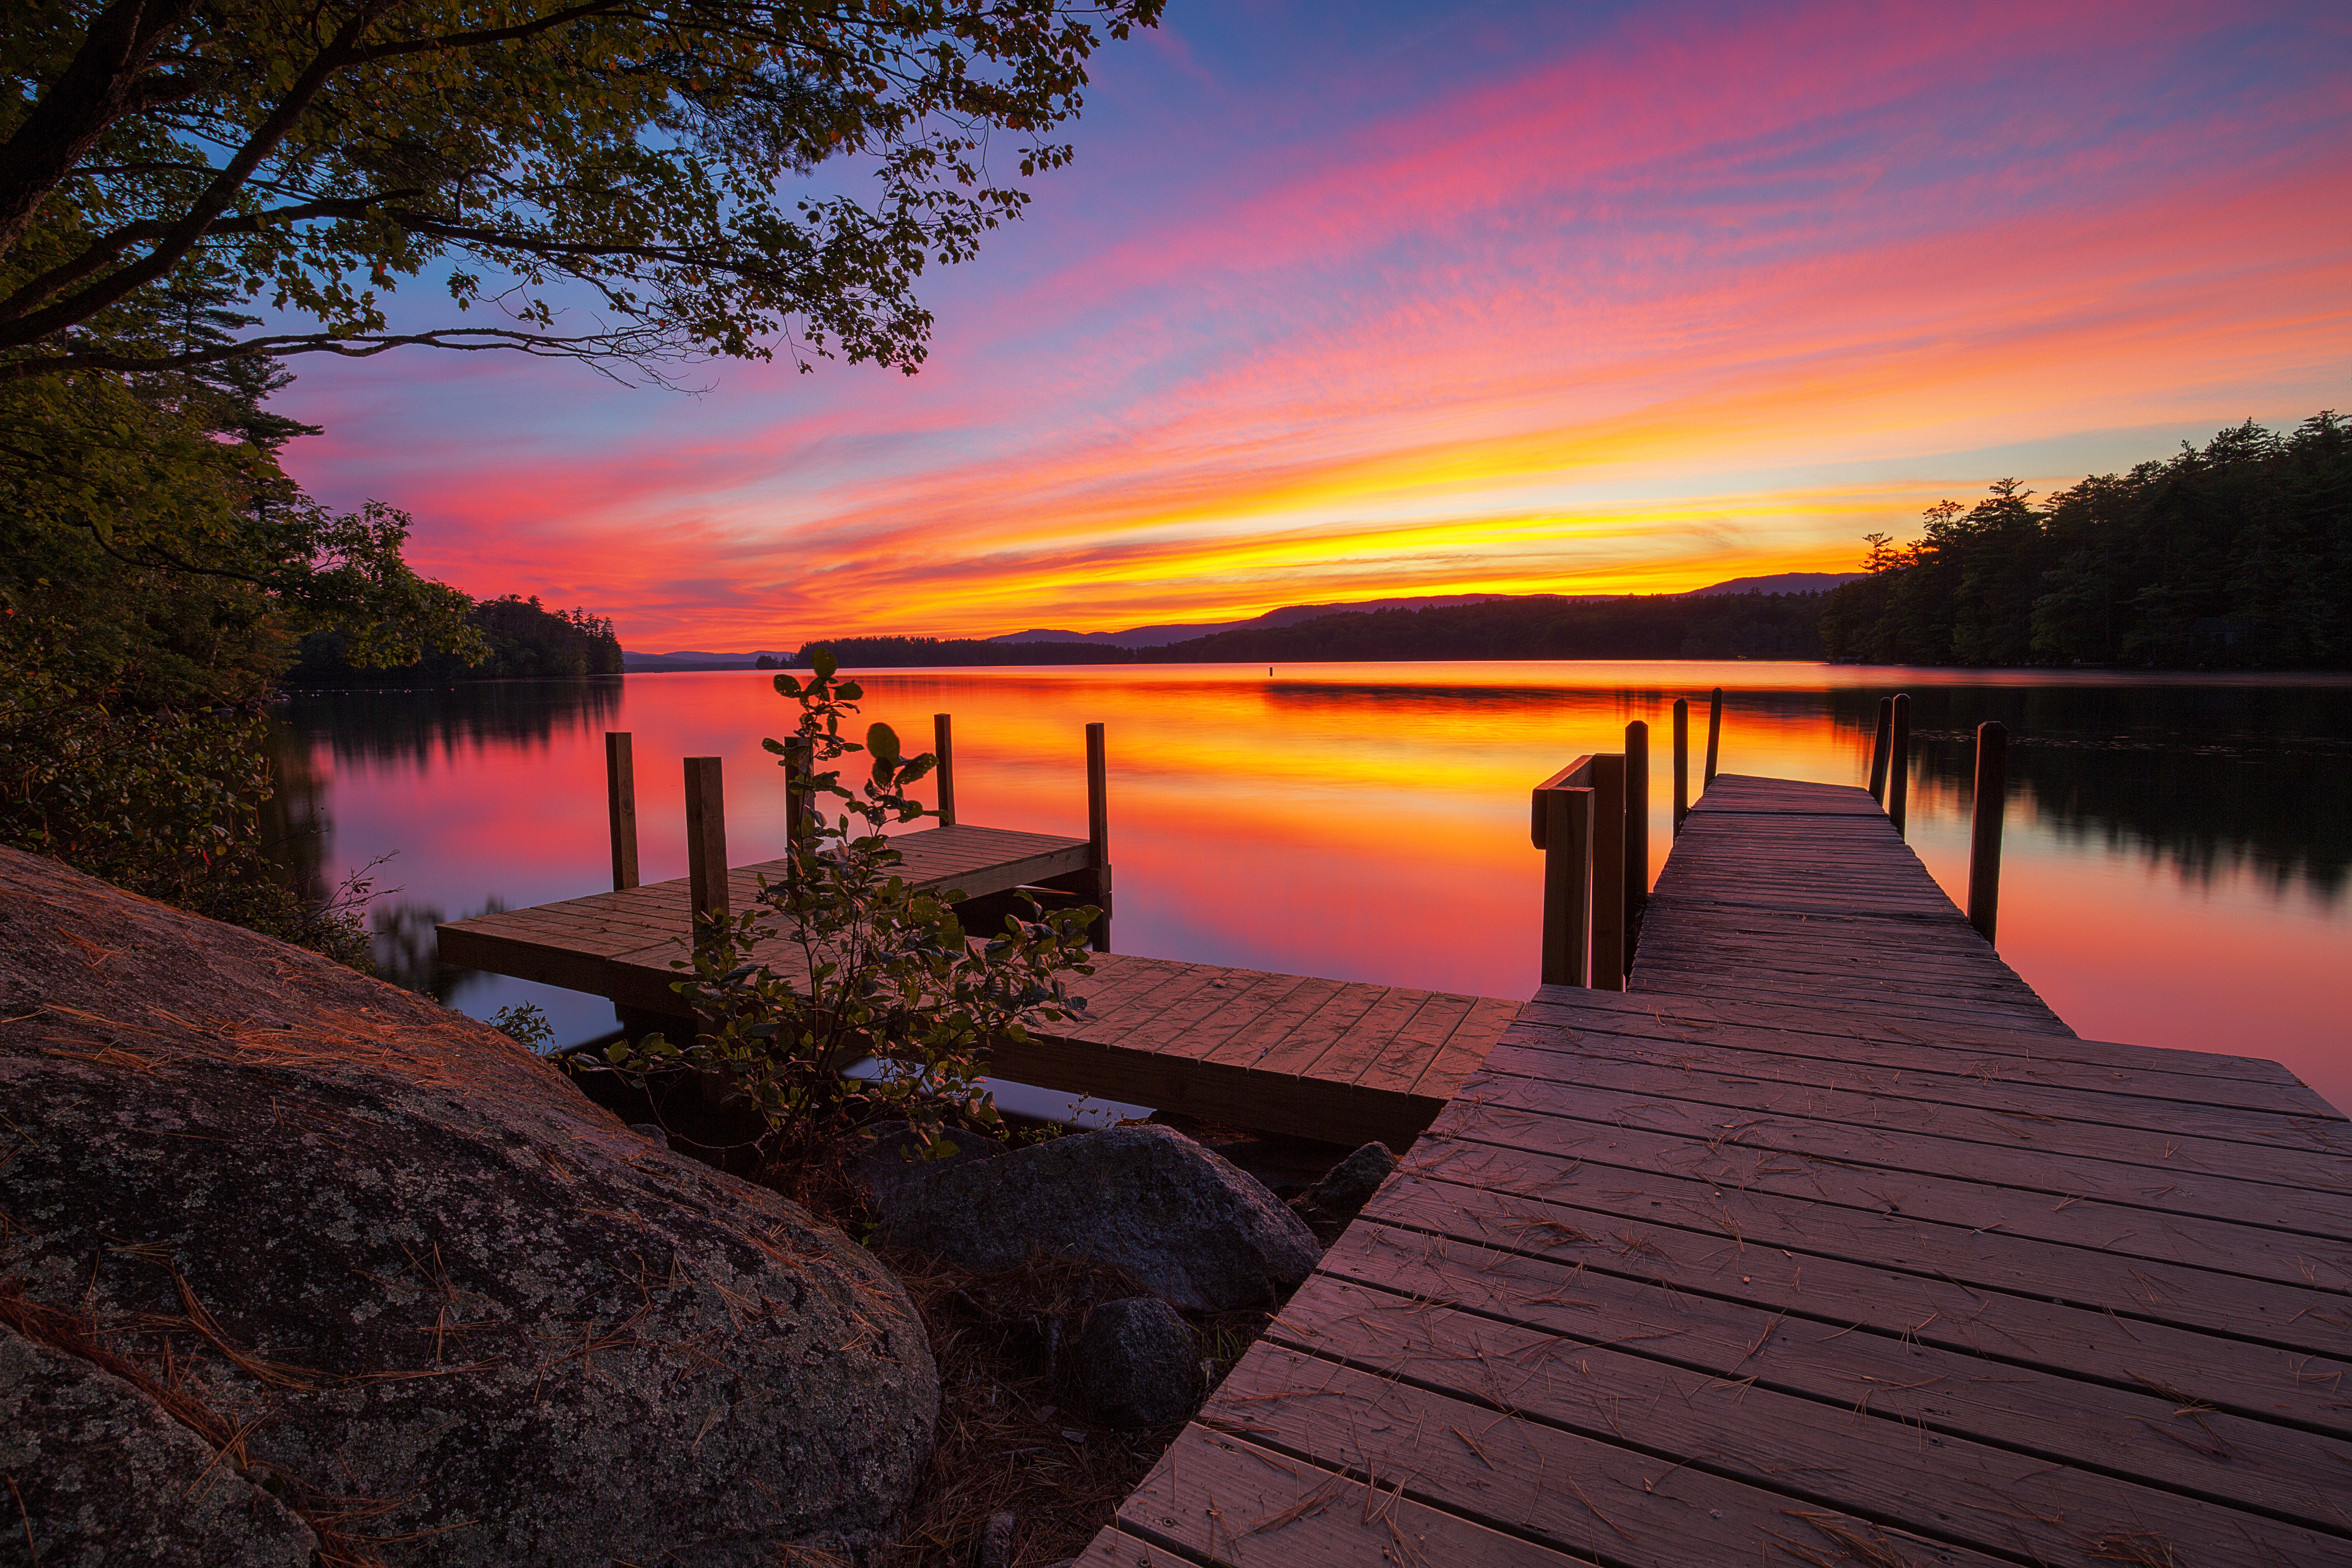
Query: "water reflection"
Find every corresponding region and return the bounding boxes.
[282,676,624,765]
[1866,686,2352,901]
[271,663,2352,1114]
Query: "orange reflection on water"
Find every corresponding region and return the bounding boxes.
[291,663,2350,1115]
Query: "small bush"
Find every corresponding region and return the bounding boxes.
[605,650,1099,1159]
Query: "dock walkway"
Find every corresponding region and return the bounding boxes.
[1079,777,2352,1567]
[438,824,1520,1148]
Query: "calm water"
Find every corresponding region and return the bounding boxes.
[271,663,2352,1115]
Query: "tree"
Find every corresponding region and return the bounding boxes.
[1818,415,2352,668]
[1,0,1163,387]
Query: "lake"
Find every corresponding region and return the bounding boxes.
[271,662,2352,1116]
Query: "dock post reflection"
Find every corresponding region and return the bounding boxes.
[1868,695,1893,803]
[1887,693,1911,836]
[1969,720,2009,945]
[1672,698,1690,836]
[1704,686,1723,785]
[1624,719,1649,942]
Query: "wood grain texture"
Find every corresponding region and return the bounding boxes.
[1079,773,2348,1566]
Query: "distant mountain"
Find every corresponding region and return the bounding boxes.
[988,577,1850,647]
[620,649,791,672]
[990,594,1520,649]
[1686,573,1863,597]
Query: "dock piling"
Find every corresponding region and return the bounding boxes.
[1704,687,1722,786]
[1538,785,1593,986]
[1867,695,1893,803]
[1671,699,1689,836]
[1968,720,2008,945]
[605,732,639,891]
[1086,722,1112,953]
[1624,719,1649,936]
[684,756,728,929]
[1887,694,1911,836]
[933,714,957,827]
[1589,753,1627,990]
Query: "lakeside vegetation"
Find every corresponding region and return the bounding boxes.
[1823,414,2350,668]
[797,590,1828,667]
[289,596,624,686]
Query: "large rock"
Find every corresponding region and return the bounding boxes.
[1072,1297,1199,1429]
[874,1123,1320,1311]
[1299,1141,1399,1221]
[0,847,937,1567]
[0,1324,318,1566]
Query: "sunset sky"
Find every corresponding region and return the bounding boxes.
[283,0,2352,649]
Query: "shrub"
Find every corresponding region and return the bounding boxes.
[604,651,1098,1157]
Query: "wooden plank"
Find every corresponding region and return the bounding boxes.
[1246,982,1397,1079]
[1420,1097,2352,1303]
[1266,1272,2346,1568]
[1406,996,1521,1100]
[1197,975,1360,1072]
[1189,1346,2024,1568]
[1350,992,1477,1096]
[1489,1018,2352,1153]
[1366,1155,2352,1417]
[1475,1044,2352,1189]
[1529,984,2321,1094]
[1256,1265,2352,1550]
[1081,1423,1593,1568]
[1447,1069,2352,1243]
[1301,984,1431,1087]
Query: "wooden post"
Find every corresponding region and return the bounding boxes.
[1967,721,2008,945]
[1887,694,1911,837]
[1867,696,1893,804]
[1085,722,1111,953]
[1538,786,1593,987]
[1671,699,1689,837]
[1588,753,1626,991]
[604,732,639,891]
[684,756,728,928]
[932,713,957,827]
[1623,719,1649,932]
[1704,687,1722,787]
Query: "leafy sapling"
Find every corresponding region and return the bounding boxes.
[605,649,1098,1160]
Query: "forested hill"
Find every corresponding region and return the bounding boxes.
[1822,414,2350,668]
[796,591,1826,667]
[288,595,623,685]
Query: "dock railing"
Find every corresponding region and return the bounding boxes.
[1531,727,1643,991]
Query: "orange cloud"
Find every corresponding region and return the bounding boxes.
[288,0,2352,646]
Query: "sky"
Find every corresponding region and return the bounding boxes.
[280,0,2352,649]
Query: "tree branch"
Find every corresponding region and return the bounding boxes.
[2,324,683,384]
[0,194,415,324]
[0,0,208,258]
[0,0,400,348]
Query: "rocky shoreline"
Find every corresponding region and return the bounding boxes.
[0,847,1394,1565]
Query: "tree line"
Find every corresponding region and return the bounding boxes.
[794,591,1828,668]
[1821,414,2350,667]
[288,596,624,686]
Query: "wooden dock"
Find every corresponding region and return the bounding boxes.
[1077,775,2352,1567]
[437,823,1520,1148]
